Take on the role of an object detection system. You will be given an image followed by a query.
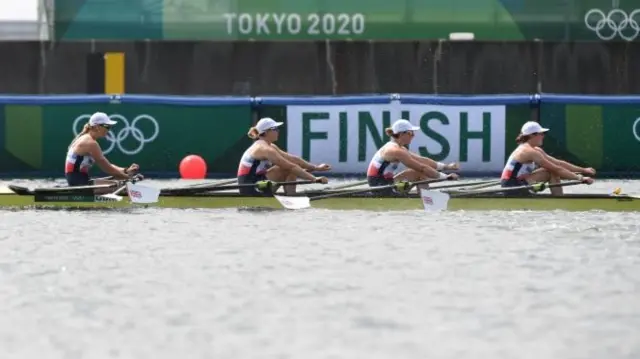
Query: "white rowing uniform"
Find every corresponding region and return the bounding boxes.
[237,140,272,180]
[367,141,402,186]
[500,145,537,187]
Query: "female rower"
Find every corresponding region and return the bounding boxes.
[65,112,140,193]
[500,121,595,195]
[367,119,459,194]
[237,117,330,195]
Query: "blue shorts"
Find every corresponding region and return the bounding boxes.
[500,178,528,188]
[367,176,395,196]
[500,178,533,196]
[237,174,273,196]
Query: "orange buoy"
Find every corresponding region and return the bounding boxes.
[179,154,207,179]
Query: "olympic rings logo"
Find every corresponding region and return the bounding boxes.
[633,117,640,142]
[72,114,160,155]
[584,9,640,41]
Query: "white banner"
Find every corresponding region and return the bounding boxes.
[286,102,506,174]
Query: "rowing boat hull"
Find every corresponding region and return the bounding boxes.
[0,193,638,211]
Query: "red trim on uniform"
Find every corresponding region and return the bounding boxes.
[367,166,394,179]
[500,169,512,180]
[501,170,527,181]
[237,165,268,176]
[366,165,379,177]
[237,165,251,176]
[65,163,88,174]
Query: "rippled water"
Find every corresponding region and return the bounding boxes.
[0,179,639,359]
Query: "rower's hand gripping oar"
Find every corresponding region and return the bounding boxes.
[273,176,455,210]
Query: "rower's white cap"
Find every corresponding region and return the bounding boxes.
[391,119,420,134]
[255,117,284,134]
[89,112,117,126]
[521,121,549,136]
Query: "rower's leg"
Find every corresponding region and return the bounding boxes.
[525,169,563,195]
[394,169,429,190]
[266,166,297,194]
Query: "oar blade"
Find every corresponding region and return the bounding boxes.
[126,183,160,204]
[273,195,311,210]
[420,189,450,212]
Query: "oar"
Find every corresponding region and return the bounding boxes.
[448,180,585,198]
[103,175,143,196]
[301,179,368,194]
[33,183,118,193]
[160,179,238,195]
[161,179,324,195]
[160,178,236,195]
[314,171,465,194]
[183,178,237,188]
[273,177,454,210]
[99,175,153,202]
[429,179,500,191]
[209,179,323,192]
[112,183,129,196]
[415,179,589,213]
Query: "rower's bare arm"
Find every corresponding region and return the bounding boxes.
[87,142,129,179]
[534,148,584,173]
[409,151,458,170]
[272,144,316,171]
[530,151,582,181]
[264,147,317,181]
[409,151,437,167]
[394,150,442,178]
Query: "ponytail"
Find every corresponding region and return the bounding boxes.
[69,123,91,147]
[515,134,531,144]
[384,128,396,137]
[247,127,260,140]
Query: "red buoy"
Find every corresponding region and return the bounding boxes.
[179,154,207,179]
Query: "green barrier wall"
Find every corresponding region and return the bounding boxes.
[3,93,640,178]
[0,95,253,176]
[539,95,640,175]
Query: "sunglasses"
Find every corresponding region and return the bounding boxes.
[402,130,415,136]
[100,124,113,130]
[267,127,279,132]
